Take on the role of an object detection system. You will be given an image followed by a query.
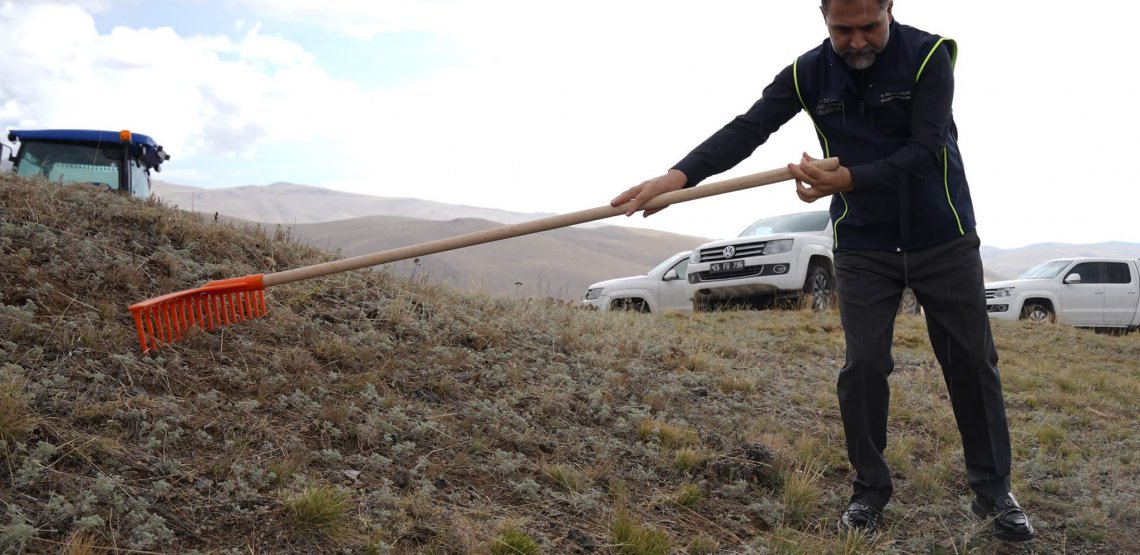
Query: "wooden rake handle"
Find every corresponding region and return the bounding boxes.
[263,157,839,287]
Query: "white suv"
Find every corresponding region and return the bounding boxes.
[687,211,835,311]
[582,251,693,313]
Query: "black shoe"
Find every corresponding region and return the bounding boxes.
[971,492,1036,542]
[838,501,881,534]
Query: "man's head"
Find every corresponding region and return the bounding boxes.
[821,0,893,70]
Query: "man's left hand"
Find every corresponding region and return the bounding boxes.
[789,152,854,203]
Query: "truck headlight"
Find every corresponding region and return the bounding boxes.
[762,239,793,255]
[991,287,1015,298]
[585,287,603,300]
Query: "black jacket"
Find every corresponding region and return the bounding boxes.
[674,20,975,252]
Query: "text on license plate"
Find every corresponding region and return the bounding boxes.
[710,260,746,273]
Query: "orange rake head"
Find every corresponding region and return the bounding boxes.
[129,274,267,353]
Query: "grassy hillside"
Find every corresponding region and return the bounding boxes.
[1,174,1138,554]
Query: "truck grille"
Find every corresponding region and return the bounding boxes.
[690,263,791,283]
[699,241,767,263]
[695,267,765,281]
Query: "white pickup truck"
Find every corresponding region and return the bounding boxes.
[684,210,921,313]
[985,257,1140,332]
[686,211,837,311]
[581,251,694,313]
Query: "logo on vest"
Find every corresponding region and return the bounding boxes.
[815,99,843,116]
[879,90,912,103]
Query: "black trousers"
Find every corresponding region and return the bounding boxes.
[834,230,1012,510]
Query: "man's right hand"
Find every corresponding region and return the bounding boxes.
[611,169,688,217]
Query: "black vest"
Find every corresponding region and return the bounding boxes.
[793,21,975,251]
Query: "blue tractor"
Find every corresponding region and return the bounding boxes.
[3,129,170,199]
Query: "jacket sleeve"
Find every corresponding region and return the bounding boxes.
[671,64,803,188]
[847,44,954,191]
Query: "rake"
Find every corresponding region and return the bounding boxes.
[128,158,838,352]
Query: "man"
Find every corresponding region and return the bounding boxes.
[611,0,1035,542]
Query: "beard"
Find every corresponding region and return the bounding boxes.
[837,24,890,70]
[842,46,880,70]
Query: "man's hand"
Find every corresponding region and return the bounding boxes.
[611,169,688,217]
[789,152,853,203]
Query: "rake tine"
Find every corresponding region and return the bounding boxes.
[152,305,166,346]
[236,291,249,321]
[171,300,185,341]
[180,298,193,337]
[201,294,214,331]
[143,309,158,351]
[230,291,243,322]
[220,293,234,327]
[214,293,226,326]
[172,299,187,342]
[132,310,148,354]
[161,302,177,343]
[205,293,220,331]
[230,291,242,323]
[189,295,203,331]
[247,291,259,318]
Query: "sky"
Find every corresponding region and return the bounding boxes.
[1,0,1137,249]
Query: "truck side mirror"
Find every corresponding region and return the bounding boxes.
[1063,273,1082,284]
[0,143,11,166]
[663,269,680,281]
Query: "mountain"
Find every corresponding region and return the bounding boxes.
[153,180,1140,293]
[152,180,559,225]
[154,181,709,300]
[282,215,703,300]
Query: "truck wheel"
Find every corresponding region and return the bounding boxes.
[611,298,649,313]
[1020,302,1054,323]
[898,288,922,315]
[801,266,834,312]
[692,292,710,313]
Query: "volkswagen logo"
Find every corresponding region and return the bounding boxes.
[723,246,736,259]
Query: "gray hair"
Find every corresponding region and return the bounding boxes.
[821,0,890,14]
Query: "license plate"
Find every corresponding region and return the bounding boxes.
[710,260,745,273]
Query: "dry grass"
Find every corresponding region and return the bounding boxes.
[58,529,105,555]
[282,485,353,536]
[1,173,1138,553]
[782,461,825,525]
[0,379,36,443]
[610,503,672,555]
[672,446,706,473]
[489,528,539,555]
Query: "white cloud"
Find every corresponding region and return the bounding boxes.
[0,2,367,162]
[297,2,829,230]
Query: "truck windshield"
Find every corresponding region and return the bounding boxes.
[14,141,125,190]
[647,253,688,275]
[739,211,830,237]
[1018,260,1070,279]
